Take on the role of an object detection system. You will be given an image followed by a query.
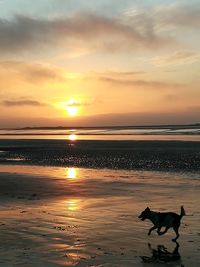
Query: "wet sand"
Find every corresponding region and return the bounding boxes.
[0,139,200,171]
[0,165,200,266]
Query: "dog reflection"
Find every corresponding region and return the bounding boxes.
[141,242,183,265]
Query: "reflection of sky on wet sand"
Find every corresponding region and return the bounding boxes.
[0,165,200,266]
[66,167,78,180]
[66,198,80,211]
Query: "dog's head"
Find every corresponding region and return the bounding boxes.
[138,207,150,221]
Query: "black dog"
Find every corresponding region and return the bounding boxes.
[138,206,185,241]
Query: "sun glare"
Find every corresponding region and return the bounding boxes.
[68,134,77,141]
[57,98,81,117]
[66,98,78,116]
[66,167,78,179]
[67,106,78,116]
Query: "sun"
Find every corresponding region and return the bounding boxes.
[67,106,78,116]
[57,98,80,117]
[66,99,78,116]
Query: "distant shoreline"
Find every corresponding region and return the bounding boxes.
[1,123,200,131]
[0,133,200,136]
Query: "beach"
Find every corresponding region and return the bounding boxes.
[1,0,200,265]
[0,164,200,266]
[0,139,200,171]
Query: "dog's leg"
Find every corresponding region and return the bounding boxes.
[148,226,157,235]
[172,226,180,242]
[157,227,162,235]
[159,226,170,236]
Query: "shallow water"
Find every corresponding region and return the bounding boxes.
[1,126,200,141]
[0,165,200,266]
[1,134,200,141]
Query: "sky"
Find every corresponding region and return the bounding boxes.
[0,0,200,127]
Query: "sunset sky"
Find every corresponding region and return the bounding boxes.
[0,0,200,128]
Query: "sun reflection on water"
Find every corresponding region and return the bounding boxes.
[66,199,80,211]
[68,134,77,141]
[66,167,78,179]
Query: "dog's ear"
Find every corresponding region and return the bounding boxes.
[146,207,150,211]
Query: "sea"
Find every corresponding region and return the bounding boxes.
[0,125,200,141]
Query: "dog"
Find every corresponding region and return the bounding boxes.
[138,206,185,241]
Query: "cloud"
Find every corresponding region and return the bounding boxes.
[92,70,145,78]
[0,4,199,55]
[2,99,46,107]
[0,61,64,83]
[0,13,173,55]
[22,64,64,83]
[163,94,180,102]
[59,99,93,110]
[65,101,90,107]
[96,73,183,90]
[157,4,200,29]
[125,4,200,31]
[151,50,199,66]
[67,103,90,107]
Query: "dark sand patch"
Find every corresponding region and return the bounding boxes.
[0,139,200,171]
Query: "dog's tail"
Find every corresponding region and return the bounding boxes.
[180,206,186,219]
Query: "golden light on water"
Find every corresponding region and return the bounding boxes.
[68,134,77,141]
[66,167,78,179]
[66,199,80,211]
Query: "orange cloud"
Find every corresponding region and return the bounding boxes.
[92,71,184,90]
[0,61,65,84]
[151,50,199,66]
[2,99,46,107]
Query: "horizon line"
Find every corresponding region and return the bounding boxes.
[1,122,200,131]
